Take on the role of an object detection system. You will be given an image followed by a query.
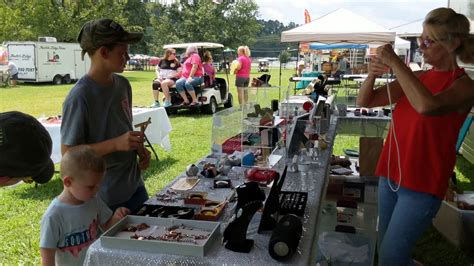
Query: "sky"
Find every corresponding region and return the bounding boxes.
[255,0,448,29]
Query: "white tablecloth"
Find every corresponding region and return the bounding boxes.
[42,107,172,163]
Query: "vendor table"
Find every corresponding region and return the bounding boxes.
[84,113,391,265]
[353,77,395,85]
[41,107,172,163]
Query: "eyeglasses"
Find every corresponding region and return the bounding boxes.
[417,37,436,48]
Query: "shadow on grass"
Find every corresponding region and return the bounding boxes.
[141,156,179,182]
[18,176,63,201]
[169,106,235,117]
[414,226,474,265]
[125,76,145,82]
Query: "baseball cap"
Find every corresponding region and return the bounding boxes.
[0,111,54,184]
[77,18,143,59]
[298,60,305,66]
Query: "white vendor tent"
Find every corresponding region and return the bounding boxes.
[390,19,424,38]
[391,18,474,38]
[281,8,396,44]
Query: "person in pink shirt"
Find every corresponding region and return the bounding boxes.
[202,50,216,87]
[234,45,251,105]
[175,46,203,106]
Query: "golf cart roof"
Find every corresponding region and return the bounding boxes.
[163,42,224,49]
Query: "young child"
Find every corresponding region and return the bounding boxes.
[60,18,151,213]
[40,146,129,265]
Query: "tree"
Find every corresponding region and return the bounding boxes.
[279,50,290,64]
[0,0,126,43]
[148,0,261,56]
[1,0,261,57]
[250,19,299,58]
[123,0,150,54]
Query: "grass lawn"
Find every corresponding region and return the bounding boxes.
[0,67,473,264]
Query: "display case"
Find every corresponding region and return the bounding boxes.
[210,107,243,155]
[314,155,379,265]
[240,86,285,169]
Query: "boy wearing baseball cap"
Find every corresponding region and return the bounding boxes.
[61,19,151,213]
[0,111,54,187]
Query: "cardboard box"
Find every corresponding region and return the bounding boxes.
[432,200,474,252]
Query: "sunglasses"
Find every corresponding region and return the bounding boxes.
[417,37,436,48]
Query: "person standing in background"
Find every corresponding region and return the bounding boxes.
[234,46,251,105]
[8,61,18,87]
[335,53,348,78]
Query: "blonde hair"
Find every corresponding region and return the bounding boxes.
[238,46,251,57]
[163,48,176,61]
[60,146,105,180]
[423,7,474,64]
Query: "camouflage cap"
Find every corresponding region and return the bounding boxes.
[77,18,143,59]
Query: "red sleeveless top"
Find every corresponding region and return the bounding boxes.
[375,68,468,199]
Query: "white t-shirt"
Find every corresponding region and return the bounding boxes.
[8,61,18,75]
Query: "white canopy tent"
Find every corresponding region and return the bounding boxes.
[391,18,474,38]
[281,8,398,76]
[281,8,396,45]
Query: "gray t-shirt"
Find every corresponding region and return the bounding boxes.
[40,196,112,265]
[61,74,143,206]
[338,58,348,72]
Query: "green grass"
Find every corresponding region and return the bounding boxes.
[0,67,473,264]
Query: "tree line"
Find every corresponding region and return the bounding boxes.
[0,0,297,57]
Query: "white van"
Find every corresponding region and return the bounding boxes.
[6,41,90,84]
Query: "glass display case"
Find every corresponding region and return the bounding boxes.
[210,107,243,155]
[240,86,284,169]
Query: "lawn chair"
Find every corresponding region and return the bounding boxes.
[257,74,271,86]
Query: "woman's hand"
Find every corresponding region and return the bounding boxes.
[114,131,143,151]
[368,57,389,76]
[376,44,400,68]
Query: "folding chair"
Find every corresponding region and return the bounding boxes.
[456,114,473,153]
[452,114,473,184]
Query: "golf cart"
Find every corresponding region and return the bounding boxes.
[161,42,233,114]
[258,59,269,72]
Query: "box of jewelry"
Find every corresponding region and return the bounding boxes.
[194,200,227,221]
[100,215,221,257]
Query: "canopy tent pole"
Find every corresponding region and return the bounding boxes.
[279,51,282,101]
